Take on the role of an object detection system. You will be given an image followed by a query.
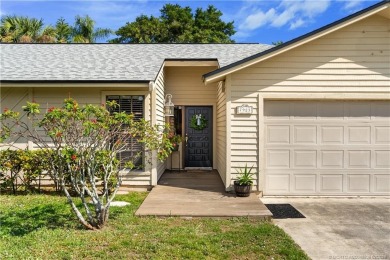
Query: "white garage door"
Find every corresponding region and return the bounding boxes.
[264,100,390,196]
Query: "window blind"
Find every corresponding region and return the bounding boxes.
[106,95,144,168]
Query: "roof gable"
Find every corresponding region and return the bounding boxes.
[203,0,390,84]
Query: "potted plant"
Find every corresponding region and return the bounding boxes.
[168,133,182,151]
[234,164,254,197]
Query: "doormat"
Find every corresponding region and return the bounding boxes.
[265,204,305,219]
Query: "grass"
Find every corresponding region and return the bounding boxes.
[0,192,309,260]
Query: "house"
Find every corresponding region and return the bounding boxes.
[1,1,389,196]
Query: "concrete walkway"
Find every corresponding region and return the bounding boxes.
[261,197,390,260]
[136,170,272,219]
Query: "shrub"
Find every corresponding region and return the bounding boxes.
[0,98,173,230]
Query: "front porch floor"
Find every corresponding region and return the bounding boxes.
[135,170,272,219]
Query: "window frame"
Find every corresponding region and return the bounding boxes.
[101,91,150,172]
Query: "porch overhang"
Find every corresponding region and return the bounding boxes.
[164,59,219,67]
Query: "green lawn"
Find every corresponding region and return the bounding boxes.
[0,192,309,259]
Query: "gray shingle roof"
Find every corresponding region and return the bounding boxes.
[0,44,271,82]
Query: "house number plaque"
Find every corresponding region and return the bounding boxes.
[236,104,253,115]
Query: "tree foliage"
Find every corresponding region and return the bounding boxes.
[55,18,73,43]
[0,149,50,194]
[0,15,47,43]
[0,99,174,230]
[72,15,112,43]
[111,4,236,43]
[0,15,112,43]
[272,41,284,46]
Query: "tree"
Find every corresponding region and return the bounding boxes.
[0,15,49,43]
[72,15,112,43]
[272,41,284,46]
[113,15,163,43]
[159,4,194,43]
[192,5,235,43]
[111,4,235,43]
[55,18,72,43]
[0,15,111,43]
[0,99,174,230]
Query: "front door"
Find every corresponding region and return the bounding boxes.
[185,106,212,168]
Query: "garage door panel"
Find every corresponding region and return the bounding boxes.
[347,175,370,193]
[267,125,290,144]
[264,101,290,119]
[318,102,345,119]
[372,102,390,118]
[265,100,390,196]
[348,126,371,144]
[266,150,290,168]
[292,102,317,119]
[321,150,344,168]
[294,125,317,144]
[266,175,290,192]
[321,126,344,144]
[374,150,390,168]
[346,102,371,119]
[294,174,316,193]
[348,151,371,168]
[293,150,317,168]
[375,126,390,144]
[374,175,390,192]
[320,175,343,193]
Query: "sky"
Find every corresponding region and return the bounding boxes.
[0,0,382,44]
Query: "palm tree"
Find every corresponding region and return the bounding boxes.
[72,15,112,43]
[1,15,18,42]
[0,15,56,43]
[0,15,44,42]
[0,15,111,43]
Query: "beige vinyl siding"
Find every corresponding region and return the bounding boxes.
[1,87,30,110]
[153,67,167,181]
[231,15,389,92]
[229,14,390,191]
[165,67,218,105]
[0,87,30,148]
[216,81,227,187]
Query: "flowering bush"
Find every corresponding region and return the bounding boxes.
[0,98,173,230]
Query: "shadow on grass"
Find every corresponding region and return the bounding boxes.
[0,203,81,237]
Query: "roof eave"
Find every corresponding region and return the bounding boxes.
[0,80,151,87]
[203,0,390,84]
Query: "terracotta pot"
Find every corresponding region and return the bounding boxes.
[234,181,251,197]
[171,143,179,151]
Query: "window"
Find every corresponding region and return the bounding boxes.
[106,95,144,168]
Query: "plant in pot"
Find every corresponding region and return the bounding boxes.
[234,164,254,197]
[168,133,182,151]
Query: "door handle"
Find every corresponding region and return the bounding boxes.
[185,134,188,147]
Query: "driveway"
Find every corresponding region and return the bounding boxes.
[261,197,390,260]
